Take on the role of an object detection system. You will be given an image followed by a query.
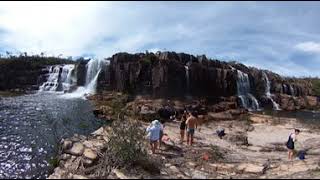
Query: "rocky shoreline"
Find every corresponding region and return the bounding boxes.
[48,92,320,179]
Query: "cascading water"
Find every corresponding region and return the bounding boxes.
[289,85,295,96]
[236,70,260,111]
[185,65,190,92]
[263,72,281,110]
[62,59,106,99]
[39,64,76,92]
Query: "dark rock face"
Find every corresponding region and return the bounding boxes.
[105,51,317,110]
[75,60,88,86]
[108,52,238,98]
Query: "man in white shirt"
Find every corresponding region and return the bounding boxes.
[146,120,161,154]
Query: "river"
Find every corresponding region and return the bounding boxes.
[0,92,103,179]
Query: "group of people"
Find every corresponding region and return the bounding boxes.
[147,108,303,160]
[146,110,198,154]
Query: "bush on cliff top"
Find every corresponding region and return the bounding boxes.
[311,79,320,96]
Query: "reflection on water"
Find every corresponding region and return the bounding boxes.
[0,93,103,179]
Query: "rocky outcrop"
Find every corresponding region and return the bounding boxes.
[108,52,239,98]
[105,51,317,110]
[0,56,74,92]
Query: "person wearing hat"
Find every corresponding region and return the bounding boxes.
[146,120,162,154]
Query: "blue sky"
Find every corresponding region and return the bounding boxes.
[0,1,320,77]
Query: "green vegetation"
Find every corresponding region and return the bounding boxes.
[79,121,90,129]
[311,79,320,96]
[0,91,24,97]
[0,55,74,69]
[48,157,59,167]
[81,119,159,177]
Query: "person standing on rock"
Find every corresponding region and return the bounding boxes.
[159,120,165,149]
[186,111,198,146]
[180,110,188,144]
[286,129,300,160]
[146,120,162,154]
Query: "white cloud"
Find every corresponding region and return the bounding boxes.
[0,2,319,76]
[295,41,320,53]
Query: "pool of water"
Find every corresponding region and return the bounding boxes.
[0,92,103,179]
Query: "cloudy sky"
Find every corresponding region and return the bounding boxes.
[0,1,319,77]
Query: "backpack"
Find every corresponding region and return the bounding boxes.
[286,134,294,149]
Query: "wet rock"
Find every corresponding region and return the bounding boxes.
[69,143,85,156]
[83,148,97,160]
[62,140,73,151]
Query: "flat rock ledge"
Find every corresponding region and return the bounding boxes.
[48,127,109,179]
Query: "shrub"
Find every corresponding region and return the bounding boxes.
[87,119,159,178]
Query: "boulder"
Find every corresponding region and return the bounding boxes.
[62,140,73,151]
[237,163,265,174]
[169,166,180,174]
[83,148,98,160]
[72,175,88,179]
[69,143,85,156]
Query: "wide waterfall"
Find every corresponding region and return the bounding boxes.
[39,64,76,92]
[39,59,107,99]
[62,58,106,99]
[236,70,260,111]
[263,72,281,110]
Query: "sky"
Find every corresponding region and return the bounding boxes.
[0,1,320,77]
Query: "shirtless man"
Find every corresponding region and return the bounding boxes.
[186,111,198,146]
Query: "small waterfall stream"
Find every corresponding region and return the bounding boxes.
[185,65,190,93]
[39,64,76,92]
[263,72,281,110]
[236,70,260,111]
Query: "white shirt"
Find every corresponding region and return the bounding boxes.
[290,133,297,142]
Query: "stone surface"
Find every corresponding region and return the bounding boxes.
[72,175,88,179]
[237,163,265,174]
[69,143,85,156]
[62,140,73,150]
[169,166,180,174]
[83,148,97,160]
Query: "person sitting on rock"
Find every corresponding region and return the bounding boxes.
[146,120,162,154]
[180,110,188,144]
[186,111,198,146]
[286,129,300,160]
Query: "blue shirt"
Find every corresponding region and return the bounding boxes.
[147,125,161,141]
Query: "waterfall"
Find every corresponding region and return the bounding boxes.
[263,72,281,110]
[236,70,260,111]
[39,64,76,92]
[185,65,190,93]
[61,59,106,99]
[289,85,295,96]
